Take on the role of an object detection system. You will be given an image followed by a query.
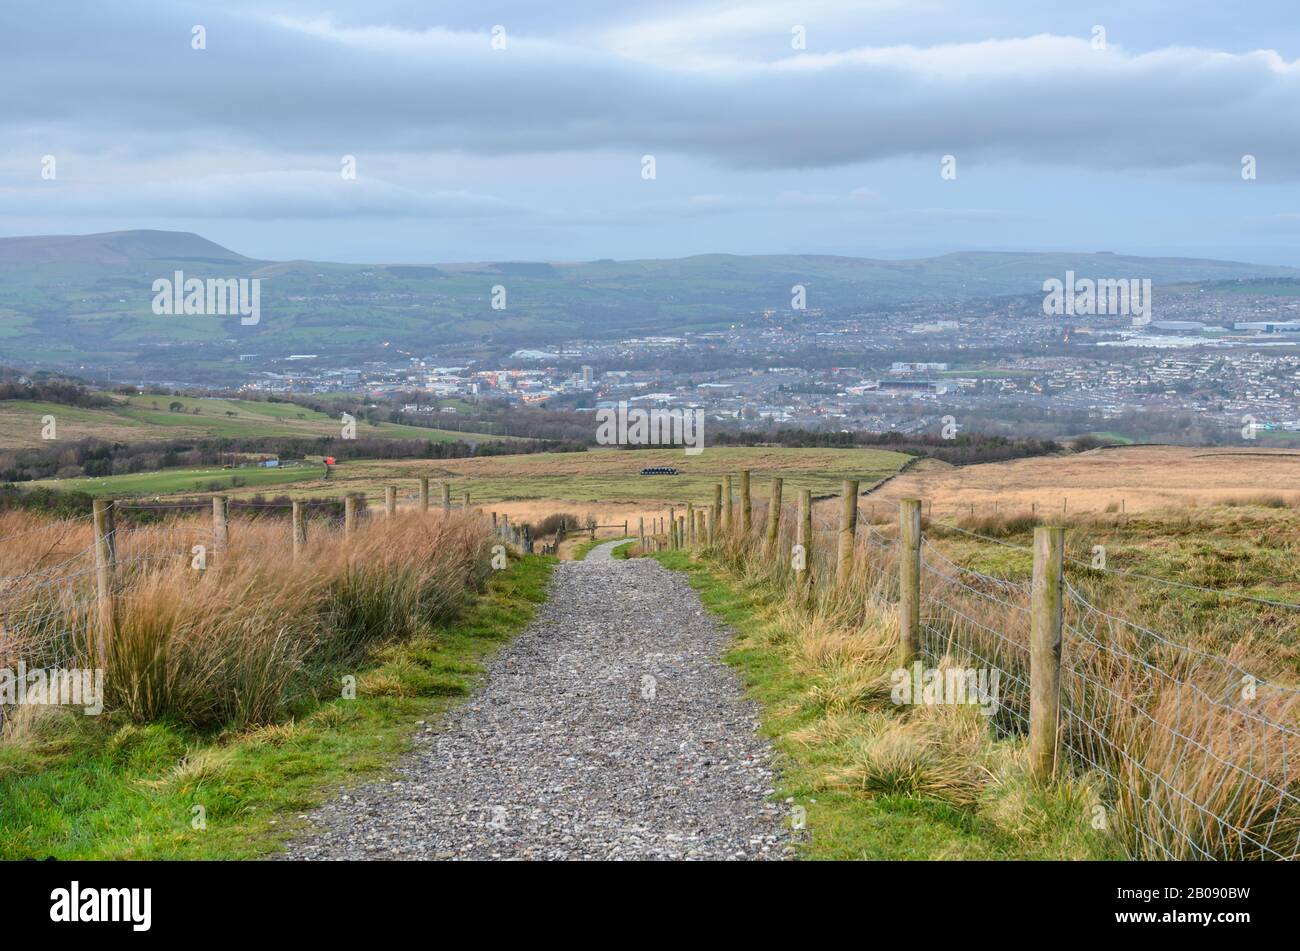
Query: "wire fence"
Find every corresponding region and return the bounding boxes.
[913,521,1300,859]
[1,506,303,676]
[675,479,1300,861]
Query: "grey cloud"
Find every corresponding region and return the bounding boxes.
[3,4,1300,178]
[0,170,518,220]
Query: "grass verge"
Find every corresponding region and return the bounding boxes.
[0,554,554,859]
[649,549,1119,860]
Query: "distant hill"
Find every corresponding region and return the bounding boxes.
[0,229,249,266]
[0,229,1296,381]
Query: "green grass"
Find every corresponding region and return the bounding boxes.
[0,392,507,451]
[648,549,1116,860]
[31,463,318,496]
[612,541,635,559]
[570,538,601,560]
[1081,430,1135,444]
[0,554,554,860]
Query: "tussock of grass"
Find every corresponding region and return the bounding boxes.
[648,543,1119,859]
[650,488,1300,860]
[825,718,990,809]
[2,509,492,732]
[0,546,554,859]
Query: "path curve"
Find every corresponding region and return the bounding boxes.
[282,545,793,860]
[583,537,633,562]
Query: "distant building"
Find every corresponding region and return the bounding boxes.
[890,361,949,373]
[1234,322,1300,333]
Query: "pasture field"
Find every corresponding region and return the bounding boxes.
[0,393,502,450]
[196,446,909,504]
[29,463,319,496]
[30,447,911,529]
[867,444,1300,515]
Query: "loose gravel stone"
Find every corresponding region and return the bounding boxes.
[282,539,794,860]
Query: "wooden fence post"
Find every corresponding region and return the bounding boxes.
[898,499,921,666]
[212,496,228,562]
[441,483,451,511]
[765,477,783,556]
[92,499,116,669]
[292,500,306,561]
[836,480,860,586]
[463,491,471,511]
[711,483,722,544]
[639,516,645,548]
[1030,525,1065,782]
[696,509,705,543]
[420,476,430,513]
[668,507,676,549]
[740,470,752,534]
[722,475,733,535]
[344,494,357,537]
[385,485,397,518]
[686,502,695,544]
[797,488,812,592]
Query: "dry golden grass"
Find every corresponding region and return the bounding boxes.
[675,495,1300,860]
[1,508,492,731]
[871,445,1300,515]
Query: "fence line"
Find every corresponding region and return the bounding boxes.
[650,474,1300,861]
[0,480,517,699]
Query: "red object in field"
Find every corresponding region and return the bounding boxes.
[324,456,336,465]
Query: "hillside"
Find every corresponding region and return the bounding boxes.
[1,230,1297,380]
[0,229,249,266]
[0,392,504,451]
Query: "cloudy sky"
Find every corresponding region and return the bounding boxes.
[2,0,1299,264]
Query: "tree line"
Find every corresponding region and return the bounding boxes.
[710,429,1064,465]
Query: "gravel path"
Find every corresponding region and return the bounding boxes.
[281,540,793,860]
